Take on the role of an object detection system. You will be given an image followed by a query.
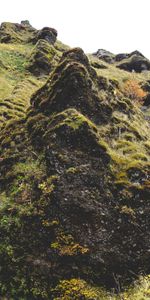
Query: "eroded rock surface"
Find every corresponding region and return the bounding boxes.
[0,24,150,300]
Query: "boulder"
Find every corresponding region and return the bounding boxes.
[115,53,129,62]
[141,80,150,92]
[93,49,115,63]
[143,93,150,106]
[21,20,32,27]
[26,39,59,76]
[34,27,58,45]
[116,52,150,73]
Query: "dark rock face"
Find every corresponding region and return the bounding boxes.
[129,50,145,58]
[93,48,150,73]
[21,20,32,27]
[30,47,110,123]
[117,54,150,72]
[35,27,58,45]
[26,39,59,76]
[143,93,150,106]
[93,49,115,63]
[115,51,144,62]
[116,51,150,73]
[115,53,129,62]
[141,80,150,92]
[0,42,150,298]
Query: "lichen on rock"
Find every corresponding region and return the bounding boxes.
[26,39,59,75]
[0,21,150,300]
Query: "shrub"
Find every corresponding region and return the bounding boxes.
[121,79,147,105]
[52,278,99,300]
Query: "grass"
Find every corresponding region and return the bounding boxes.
[51,275,150,300]
[88,53,150,83]
[0,77,45,129]
[55,39,70,52]
[0,43,46,128]
[0,43,31,100]
[115,275,150,300]
[97,102,150,185]
[0,43,32,73]
[0,77,13,99]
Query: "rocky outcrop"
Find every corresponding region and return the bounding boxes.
[34,27,57,45]
[0,21,57,45]
[30,47,111,123]
[141,80,150,92]
[21,20,33,27]
[116,53,150,72]
[26,39,59,75]
[115,50,145,62]
[0,23,150,299]
[143,93,150,106]
[93,49,115,63]
[93,48,150,73]
[0,21,36,43]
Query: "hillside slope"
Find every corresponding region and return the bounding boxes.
[0,21,150,299]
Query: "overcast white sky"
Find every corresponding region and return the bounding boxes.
[1,0,150,58]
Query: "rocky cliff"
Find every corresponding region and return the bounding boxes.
[0,21,150,299]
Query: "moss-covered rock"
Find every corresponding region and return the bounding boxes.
[117,54,150,73]
[26,39,59,75]
[29,47,112,124]
[0,21,150,300]
[0,21,37,44]
[33,27,57,45]
[0,22,57,47]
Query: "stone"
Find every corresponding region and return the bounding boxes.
[93,49,115,63]
[26,39,59,75]
[35,27,58,45]
[116,52,150,72]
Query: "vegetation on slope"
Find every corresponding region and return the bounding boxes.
[0,22,69,129]
[0,21,150,299]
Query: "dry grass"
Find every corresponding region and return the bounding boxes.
[0,43,46,128]
[88,53,150,83]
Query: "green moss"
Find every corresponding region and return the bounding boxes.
[66,167,78,174]
[117,99,130,111]
[120,275,150,300]
[0,43,31,77]
[26,39,59,75]
[55,40,70,52]
[51,231,89,256]
[38,175,59,195]
[12,159,45,177]
[49,109,97,131]
[0,41,46,129]
[0,22,36,44]
[120,205,136,218]
[0,22,150,300]
[144,140,150,150]
[52,279,97,299]
[130,152,149,161]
